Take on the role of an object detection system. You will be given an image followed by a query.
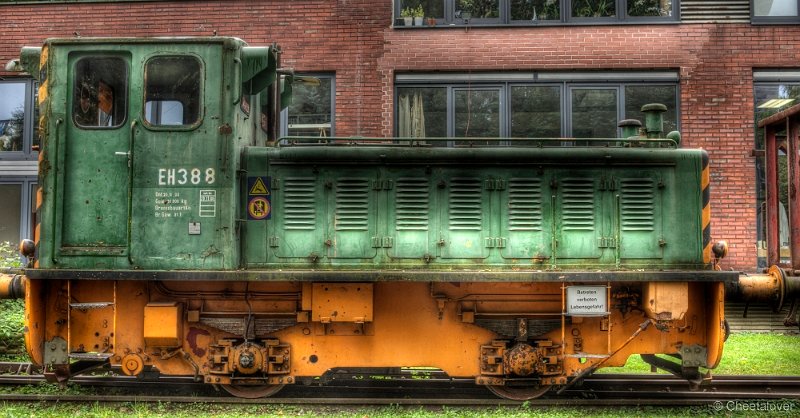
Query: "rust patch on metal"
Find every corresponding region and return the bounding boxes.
[187,327,210,357]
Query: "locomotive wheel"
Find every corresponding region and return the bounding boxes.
[221,384,285,399]
[487,384,551,401]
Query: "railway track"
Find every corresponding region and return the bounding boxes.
[0,363,798,406]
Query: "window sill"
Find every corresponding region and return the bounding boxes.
[392,19,681,29]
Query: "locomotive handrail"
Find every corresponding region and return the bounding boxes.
[277,136,679,148]
[232,55,242,105]
[126,119,138,264]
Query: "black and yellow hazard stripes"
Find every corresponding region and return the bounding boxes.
[701,151,712,266]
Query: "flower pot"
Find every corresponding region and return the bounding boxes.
[414,17,423,26]
[426,17,437,26]
[403,17,413,26]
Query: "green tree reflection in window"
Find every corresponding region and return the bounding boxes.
[511,0,561,21]
[572,0,616,17]
[628,0,671,16]
[457,0,500,19]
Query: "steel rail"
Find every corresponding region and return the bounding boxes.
[0,363,798,405]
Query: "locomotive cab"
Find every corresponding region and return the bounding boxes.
[29,37,280,271]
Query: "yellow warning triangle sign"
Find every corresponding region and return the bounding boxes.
[250,177,269,195]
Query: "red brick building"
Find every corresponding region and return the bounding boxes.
[1,0,798,271]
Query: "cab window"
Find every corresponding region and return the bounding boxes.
[144,56,202,127]
[72,57,127,128]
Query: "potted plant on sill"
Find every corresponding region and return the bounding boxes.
[401,7,413,26]
[413,5,425,26]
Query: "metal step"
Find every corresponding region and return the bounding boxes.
[69,353,113,361]
[69,302,114,310]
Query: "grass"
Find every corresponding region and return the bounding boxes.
[603,332,800,375]
[0,401,797,418]
[0,242,25,363]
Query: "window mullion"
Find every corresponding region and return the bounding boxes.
[24,80,34,155]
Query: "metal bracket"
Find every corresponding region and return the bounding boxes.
[485,237,507,248]
[43,337,68,366]
[599,177,619,191]
[371,237,394,248]
[484,179,506,190]
[679,344,708,368]
[372,180,394,190]
[597,237,617,248]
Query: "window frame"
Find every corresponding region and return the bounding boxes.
[280,73,336,138]
[0,179,38,244]
[394,72,680,141]
[567,85,621,139]
[752,70,800,268]
[0,78,38,253]
[0,79,38,159]
[452,85,505,140]
[394,0,679,26]
[751,0,800,23]
[508,84,565,139]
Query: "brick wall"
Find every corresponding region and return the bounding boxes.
[3,1,799,271]
[0,0,392,136]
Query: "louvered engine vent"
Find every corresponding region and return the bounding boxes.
[508,178,543,231]
[283,178,316,230]
[396,178,429,231]
[335,178,370,231]
[449,178,482,230]
[561,179,594,231]
[621,179,655,232]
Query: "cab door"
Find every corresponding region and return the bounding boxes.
[128,45,230,269]
[59,53,132,257]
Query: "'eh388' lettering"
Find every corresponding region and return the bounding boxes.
[158,168,216,185]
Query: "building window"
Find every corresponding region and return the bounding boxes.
[0,83,26,152]
[624,85,678,133]
[511,0,562,21]
[398,87,446,139]
[0,184,22,244]
[456,0,500,22]
[282,74,335,138]
[0,79,38,247]
[572,0,617,18]
[454,88,501,138]
[0,181,37,245]
[570,87,619,138]
[752,0,800,22]
[753,71,800,267]
[395,72,678,143]
[753,0,798,17]
[510,85,561,137]
[0,80,39,155]
[395,0,677,26]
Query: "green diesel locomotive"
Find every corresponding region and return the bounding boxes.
[2,37,751,400]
